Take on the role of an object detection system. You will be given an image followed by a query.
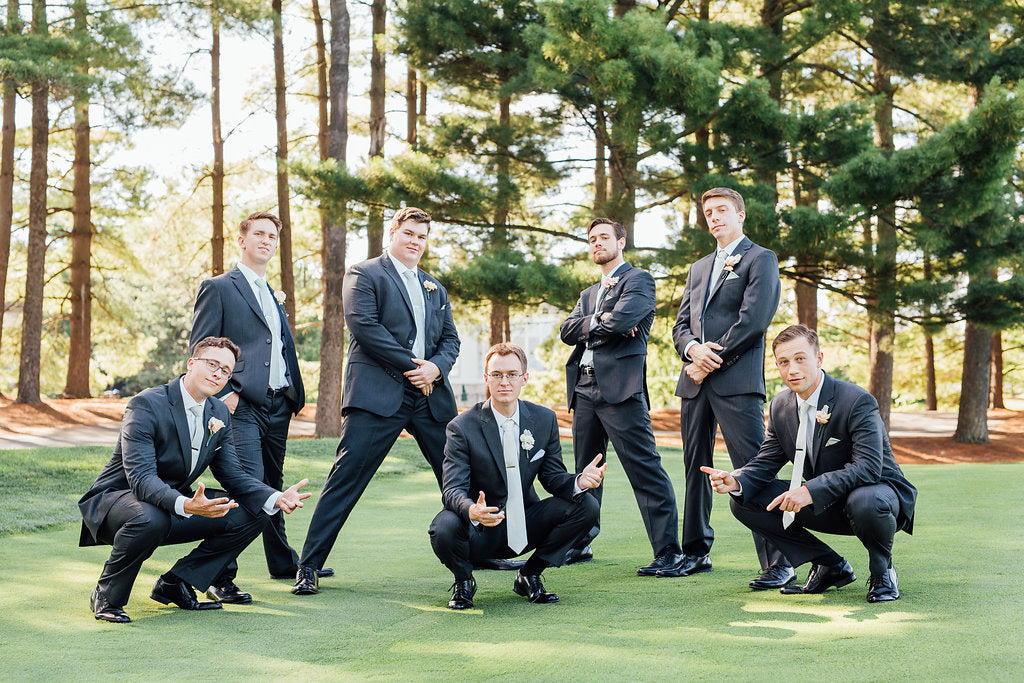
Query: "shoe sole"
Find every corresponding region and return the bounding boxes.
[656,565,712,578]
[291,587,319,596]
[749,576,797,591]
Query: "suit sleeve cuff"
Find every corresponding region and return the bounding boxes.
[175,496,192,517]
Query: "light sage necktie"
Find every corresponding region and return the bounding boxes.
[188,403,204,476]
[402,270,426,359]
[501,417,528,553]
[783,401,814,529]
[255,277,284,389]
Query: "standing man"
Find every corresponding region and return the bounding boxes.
[191,211,311,589]
[667,187,791,586]
[701,325,917,602]
[429,343,603,609]
[559,218,682,576]
[79,337,310,623]
[293,207,461,595]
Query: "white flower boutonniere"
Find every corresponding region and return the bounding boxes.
[274,290,286,304]
[815,405,831,424]
[205,417,225,447]
[723,254,742,272]
[520,429,535,452]
[601,275,620,289]
[423,280,438,300]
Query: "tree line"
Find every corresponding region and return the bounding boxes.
[1,0,1022,445]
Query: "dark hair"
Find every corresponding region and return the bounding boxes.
[390,207,431,232]
[588,217,626,241]
[772,324,819,355]
[239,211,282,236]
[484,342,528,374]
[701,187,745,214]
[191,336,241,361]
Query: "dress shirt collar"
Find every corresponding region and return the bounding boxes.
[387,251,418,279]
[490,400,520,430]
[178,377,206,417]
[717,234,745,258]
[601,261,627,283]
[797,370,825,413]
[237,262,268,290]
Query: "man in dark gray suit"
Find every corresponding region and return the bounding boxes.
[559,218,681,575]
[701,325,917,602]
[429,343,603,609]
[293,207,461,595]
[668,187,791,585]
[191,211,308,593]
[79,337,310,623]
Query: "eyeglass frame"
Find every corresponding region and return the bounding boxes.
[485,371,526,382]
[192,356,234,378]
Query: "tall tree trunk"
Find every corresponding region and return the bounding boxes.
[866,24,897,429]
[606,129,638,250]
[594,125,606,212]
[210,2,225,276]
[954,312,991,443]
[756,0,782,199]
[315,0,349,438]
[793,177,818,330]
[65,4,92,398]
[365,0,385,260]
[924,329,937,410]
[990,332,1004,409]
[0,0,16,377]
[488,95,512,347]
[418,80,426,125]
[17,0,47,405]
[312,0,329,272]
[406,65,417,145]
[272,0,296,326]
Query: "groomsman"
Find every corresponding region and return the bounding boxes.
[559,218,682,575]
[191,211,311,591]
[293,207,461,595]
[429,343,603,609]
[668,187,791,585]
[79,337,310,623]
[701,325,917,602]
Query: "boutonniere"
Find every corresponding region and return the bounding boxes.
[273,290,286,304]
[423,280,437,299]
[601,275,619,289]
[205,416,225,447]
[520,429,535,452]
[723,254,742,272]
[815,405,831,424]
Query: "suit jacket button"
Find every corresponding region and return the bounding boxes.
[264,361,270,367]
[267,338,272,343]
[408,340,414,346]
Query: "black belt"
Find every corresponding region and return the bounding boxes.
[579,365,595,377]
[267,386,288,398]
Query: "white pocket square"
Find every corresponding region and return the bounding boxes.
[726,271,740,280]
[530,449,545,462]
[825,437,840,447]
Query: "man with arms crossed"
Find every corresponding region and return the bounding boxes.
[701,325,917,602]
[293,207,461,595]
[79,337,310,623]
[559,217,682,575]
[668,187,792,586]
[191,211,312,596]
[429,343,603,609]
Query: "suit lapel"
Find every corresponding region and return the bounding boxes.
[596,263,633,313]
[811,373,835,469]
[381,254,417,320]
[479,401,509,488]
[230,267,270,330]
[166,379,193,475]
[705,237,751,307]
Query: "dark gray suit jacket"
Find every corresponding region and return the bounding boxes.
[78,378,276,546]
[191,266,305,412]
[560,263,655,407]
[672,237,780,399]
[341,254,460,421]
[441,401,578,523]
[733,372,917,532]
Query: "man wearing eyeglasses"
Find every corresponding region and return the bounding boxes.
[559,218,682,575]
[429,343,603,609]
[190,211,310,598]
[79,337,311,623]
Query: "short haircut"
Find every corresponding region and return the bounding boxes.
[701,187,745,214]
[484,342,528,374]
[772,324,819,355]
[239,211,282,236]
[191,336,241,361]
[588,217,626,241]
[390,207,431,232]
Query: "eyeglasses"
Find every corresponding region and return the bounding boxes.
[193,357,233,378]
[486,371,525,382]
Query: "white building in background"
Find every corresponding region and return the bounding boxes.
[447,305,563,406]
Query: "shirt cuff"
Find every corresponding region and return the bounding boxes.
[573,477,586,495]
[263,492,282,515]
[175,495,192,517]
[684,340,697,361]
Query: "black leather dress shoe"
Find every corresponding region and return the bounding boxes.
[474,558,527,571]
[271,566,335,580]
[291,565,319,595]
[91,588,130,623]
[656,553,712,578]
[749,564,797,590]
[781,559,856,594]
[150,576,222,610]
[637,549,683,576]
[512,571,559,604]
[866,568,899,603]
[448,579,477,610]
[206,582,253,604]
[565,545,594,565]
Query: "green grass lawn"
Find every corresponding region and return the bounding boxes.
[1,439,1022,680]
